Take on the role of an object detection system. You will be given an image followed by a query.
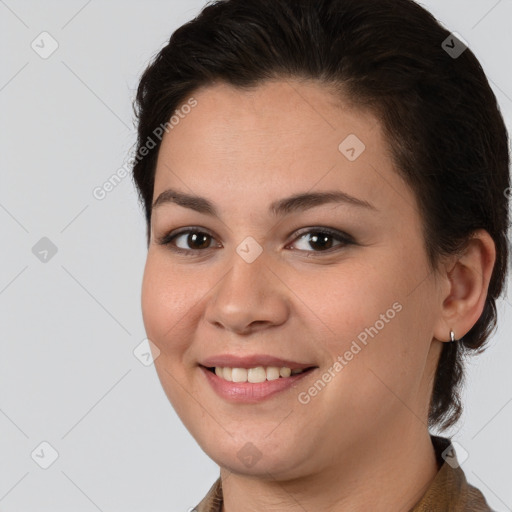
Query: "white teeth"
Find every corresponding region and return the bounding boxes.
[266,366,280,381]
[231,368,248,382]
[280,367,291,377]
[247,367,266,383]
[212,365,307,383]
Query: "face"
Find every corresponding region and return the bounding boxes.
[141,80,444,479]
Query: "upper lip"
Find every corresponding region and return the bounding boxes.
[200,354,317,370]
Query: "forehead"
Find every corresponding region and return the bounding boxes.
[162,80,374,155]
[153,80,415,218]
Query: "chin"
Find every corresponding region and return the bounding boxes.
[196,433,310,479]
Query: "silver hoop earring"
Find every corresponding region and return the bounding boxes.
[450,330,456,343]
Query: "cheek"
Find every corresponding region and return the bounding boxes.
[140,254,201,356]
[307,250,430,389]
[298,260,401,343]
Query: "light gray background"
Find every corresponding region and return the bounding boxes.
[1,1,511,511]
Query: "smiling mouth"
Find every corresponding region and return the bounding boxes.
[204,365,317,383]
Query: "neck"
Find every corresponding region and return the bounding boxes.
[220,424,438,512]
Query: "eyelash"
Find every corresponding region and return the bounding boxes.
[156,226,355,257]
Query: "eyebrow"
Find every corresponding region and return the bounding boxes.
[152,187,377,217]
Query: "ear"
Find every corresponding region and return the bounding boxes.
[432,229,496,343]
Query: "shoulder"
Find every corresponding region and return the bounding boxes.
[411,435,494,512]
[193,477,223,512]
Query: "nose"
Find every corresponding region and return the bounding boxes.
[203,249,290,335]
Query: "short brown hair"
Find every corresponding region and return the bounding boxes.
[131,0,510,429]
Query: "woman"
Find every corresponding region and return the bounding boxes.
[131,0,509,510]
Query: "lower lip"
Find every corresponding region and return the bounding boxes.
[200,366,315,403]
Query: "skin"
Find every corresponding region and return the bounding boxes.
[141,79,496,511]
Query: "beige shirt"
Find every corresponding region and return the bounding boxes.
[194,436,493,511]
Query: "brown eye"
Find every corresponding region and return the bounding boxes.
[157,228,220,255]
[181,232,213,250]
[289,228,354,253]
[157,226,353,257]
[305,232,335,251]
